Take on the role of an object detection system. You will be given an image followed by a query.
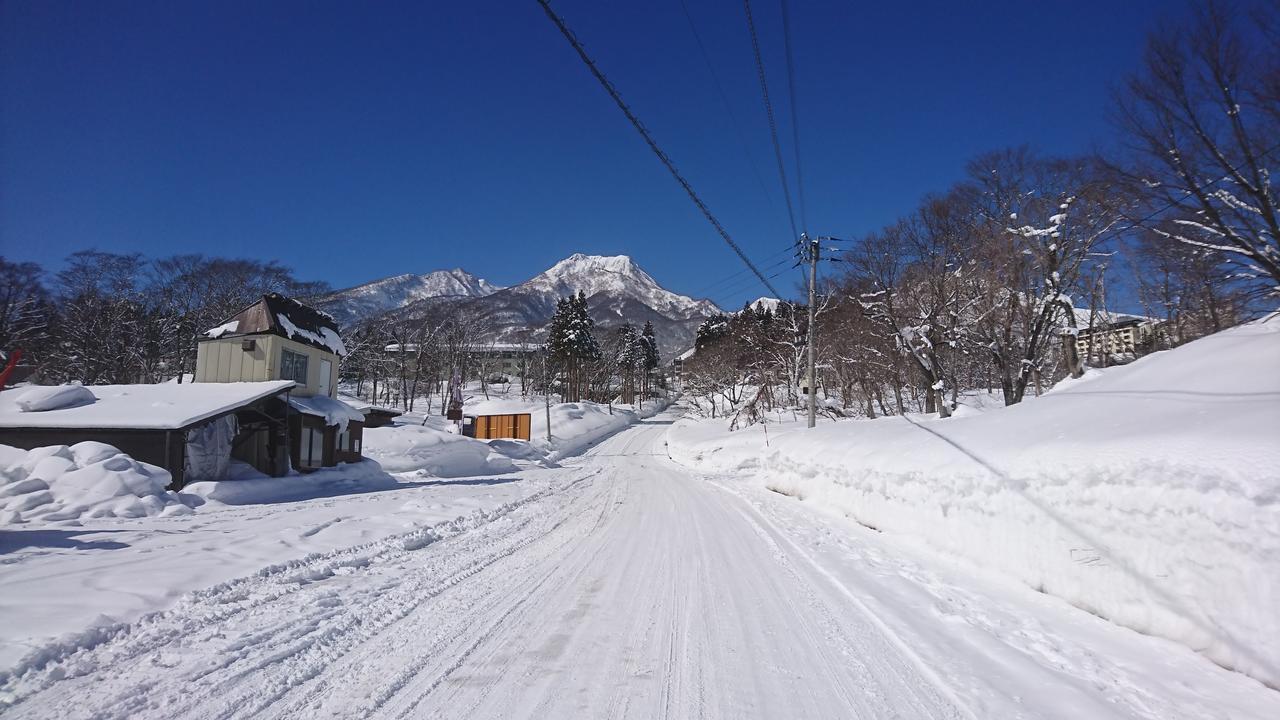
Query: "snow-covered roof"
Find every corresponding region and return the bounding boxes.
[676,347,697,361]
[337,393,401,416]
[0,381,296,431]
[1071,308,1158,330]
[288,394,366,429]
[202,293,347,356]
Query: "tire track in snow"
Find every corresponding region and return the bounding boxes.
[0,470,600,718]
[714,478,979,720]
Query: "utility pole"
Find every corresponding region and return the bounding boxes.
[542,351,553,443]
[805,232,818,429]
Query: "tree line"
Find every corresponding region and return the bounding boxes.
[0,251,327,385]
[684,1,1277,422]
[338,290,662,412]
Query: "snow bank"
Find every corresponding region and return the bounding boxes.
[11,385,95,413]
[362,422,515,476]
[669,318,1280,687]
[0,442,197,523]
[185,459,399,505]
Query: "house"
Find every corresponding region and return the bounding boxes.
[671,347,696,387]
[196,293,364,472]
[0,381,295,488]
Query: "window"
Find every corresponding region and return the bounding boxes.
[281,349,309,384]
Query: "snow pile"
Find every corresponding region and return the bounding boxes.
[362,422,516,476]
[11,385,95,413]
[185,459,399,505]
[669,318,1280,687]
[0,442,196,523]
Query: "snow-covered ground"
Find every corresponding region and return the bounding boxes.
[669,316,1280,688]
[2,412,1277,718]
[0,392,664,674]
[0,323,1276,716]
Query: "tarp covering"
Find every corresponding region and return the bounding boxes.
[184,415,237,483]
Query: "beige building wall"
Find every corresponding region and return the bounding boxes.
[195,334,339,398]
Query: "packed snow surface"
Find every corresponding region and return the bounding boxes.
[0,381,295,430]
[0,442,195,523]
[1,414,1276,718]
[669,317,1280,687]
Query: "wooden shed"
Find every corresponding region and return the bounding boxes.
[0,381,296,489]
[463,413,532,440]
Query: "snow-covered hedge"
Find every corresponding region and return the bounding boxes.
[0,442,196,523]
[669,318,1280,688]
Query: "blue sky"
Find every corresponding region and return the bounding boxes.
[1,0,1178,309]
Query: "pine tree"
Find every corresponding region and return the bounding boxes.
[640,320,659,397]
[545,292,600,402]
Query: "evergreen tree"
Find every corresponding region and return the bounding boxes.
[640,320,659,397]
[544,292,599,402]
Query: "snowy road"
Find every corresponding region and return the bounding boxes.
[4,412,1277,718]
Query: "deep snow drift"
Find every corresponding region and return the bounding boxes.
[669,317,1280,687]
[0,443,195,523]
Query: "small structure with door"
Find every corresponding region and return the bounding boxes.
[196,293,364,472]
[462,413,532,441]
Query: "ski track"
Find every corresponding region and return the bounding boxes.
[2,412,1275,718]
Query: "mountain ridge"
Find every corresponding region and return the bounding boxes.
[313,254,721,358]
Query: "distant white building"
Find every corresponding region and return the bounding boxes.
[385,342,544,381]
[1071,310,1164,365]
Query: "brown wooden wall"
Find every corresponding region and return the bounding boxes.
[0,427,186,488]
[472,414,531,440]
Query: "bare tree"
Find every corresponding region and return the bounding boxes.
[0,258,52,372]
[1114,0,1280,296]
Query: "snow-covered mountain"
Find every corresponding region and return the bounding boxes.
[364,254,721,360]
[313,269,502,327]
[515,254,720,320]
[744,297,782,313]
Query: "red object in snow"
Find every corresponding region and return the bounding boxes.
[0,348,23,388]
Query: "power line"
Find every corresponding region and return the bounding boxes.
[678,0,788,238]
[779,0,808,235]
[691,246,795,297]
[537,0,784,299]
[704,257,796,303]
[743,0,800,242]
[711,265,793,308]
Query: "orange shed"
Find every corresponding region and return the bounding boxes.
[464,413,532,441]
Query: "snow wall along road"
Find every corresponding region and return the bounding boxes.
[669,318,1280,688]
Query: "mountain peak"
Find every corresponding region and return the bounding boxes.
[549,254,642,276]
